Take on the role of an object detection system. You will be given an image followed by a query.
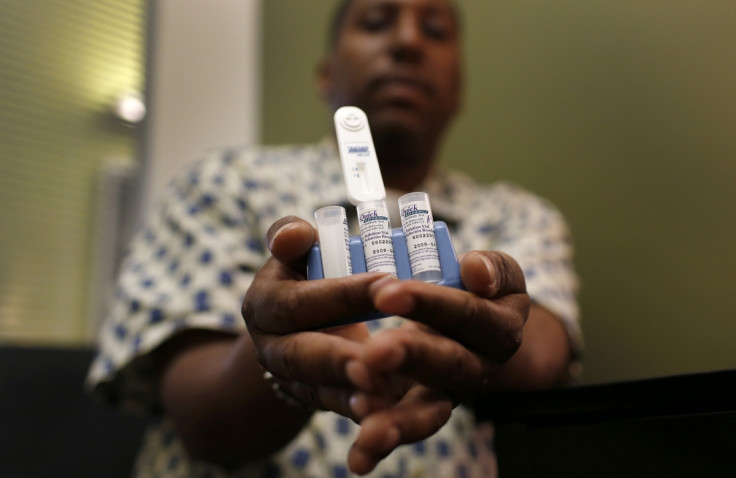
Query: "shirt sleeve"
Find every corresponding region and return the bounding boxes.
[85,150,268,414]
[488,183,584,363]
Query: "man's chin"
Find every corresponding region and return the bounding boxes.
[365,104,428,138]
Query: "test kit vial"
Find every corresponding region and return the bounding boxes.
[314,206,352,278]
[398,192,442,283]
[357,199,397,276]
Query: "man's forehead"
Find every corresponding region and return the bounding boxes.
[328,0,459,50]
[345,0,457,16]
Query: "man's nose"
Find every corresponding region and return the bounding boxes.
[389,15,425,62]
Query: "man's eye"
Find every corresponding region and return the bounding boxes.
[361,9,392,31]
[422,18,453,40]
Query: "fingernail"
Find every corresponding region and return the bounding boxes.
[479,254,498,294]
[350,392,395,418]
[350,392,369,418]
[368,274,399,297]
[346,360,373,390]
[267,223,294,251]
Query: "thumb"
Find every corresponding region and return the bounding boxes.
[266,216,316,268]
[459,251,526,299]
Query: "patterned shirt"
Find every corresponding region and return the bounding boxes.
[86,139,582,477]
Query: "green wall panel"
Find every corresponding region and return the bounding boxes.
[262,0,736,384]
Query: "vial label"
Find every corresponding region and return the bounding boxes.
[358,202,397,275]
[342,217,353,274]
[400,200,441,277]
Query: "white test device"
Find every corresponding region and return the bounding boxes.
[333,106,386,205]
[333,106,398,276]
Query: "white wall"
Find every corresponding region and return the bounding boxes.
[140,0,261,218]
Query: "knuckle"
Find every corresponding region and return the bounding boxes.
[241,286,257,324]
[453,347,465,373]
[334,283,366,314]
[257,340,278,371]
[242,270,274,329]
[240,300,250,324]
[427,401,452,434]
[304,384,322,410]
[277,339,299,379]
[497,324,523,363]
[255,350,269,370]
[465,295,484,323]
[320,279,372,320]
[490,252,509,293]
[449,295,482,338]
[499,252,526,292]
[267,286,302,332]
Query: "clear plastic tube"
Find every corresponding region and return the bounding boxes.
[314,206,352,278]
[398,192,442,283]
[357,199,397,276]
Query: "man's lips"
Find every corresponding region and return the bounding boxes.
[369,75,434,99]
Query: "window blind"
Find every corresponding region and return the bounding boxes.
[0,0,145,344]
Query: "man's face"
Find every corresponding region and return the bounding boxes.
[319,0,462,141]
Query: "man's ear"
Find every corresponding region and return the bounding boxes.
[315,58,332,103]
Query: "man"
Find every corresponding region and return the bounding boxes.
[87,0,581,476]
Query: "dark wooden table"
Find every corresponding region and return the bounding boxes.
[474,369,736,478]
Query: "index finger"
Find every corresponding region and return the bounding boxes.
[244,267,389,334]
[258,330,364,385]
[367,252,530,359]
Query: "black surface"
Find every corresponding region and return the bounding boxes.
[5,345,731,477]
[474,369,736,478]
[476,369,736,424]
[0,345,150,478]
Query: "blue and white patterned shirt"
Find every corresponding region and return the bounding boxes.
[86,139,581,477]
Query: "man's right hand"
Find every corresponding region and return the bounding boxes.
[242,216,395,419]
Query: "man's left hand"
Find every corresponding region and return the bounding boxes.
[346,250,530,475]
